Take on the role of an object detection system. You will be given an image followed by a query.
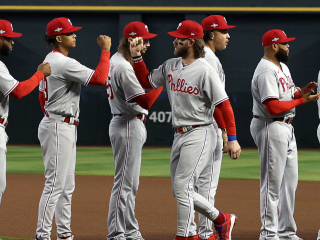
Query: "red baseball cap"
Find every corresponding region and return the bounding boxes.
[0,20,22,38]
[201,15,235,30]
[123,21,157,39]
[168,20,203,39]
[262,29,295,47]
[46,17,82,37]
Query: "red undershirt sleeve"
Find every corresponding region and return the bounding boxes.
[215,100,237,138]
[294,91,302,99]
[88,50,111,86]
[132,57,152,89]
[264,98,305,115]
[213,107,226,129]
[132,87,163,110]
[9,71,45,100]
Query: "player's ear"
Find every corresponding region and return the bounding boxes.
[271,43,278,51]
[56,35,62,43]
[128,37,133,42]
[210,31,214,40]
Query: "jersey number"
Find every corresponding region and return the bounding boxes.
[43,77,48,102]
[106,76,114,100]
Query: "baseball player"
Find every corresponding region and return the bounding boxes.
[106,21,162,240]
[190,15,236,240]
[250,29,319,240]
[35,17,111,240]
[0,19,51,208]
[130,20,241,240]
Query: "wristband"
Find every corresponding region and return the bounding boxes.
[228,135,237,141]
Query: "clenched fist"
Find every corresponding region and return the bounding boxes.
[38,62,51,77]
[97,35,112,51]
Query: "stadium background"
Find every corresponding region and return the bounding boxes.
[2,1,320,148]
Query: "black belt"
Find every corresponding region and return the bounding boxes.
[45,112,79,126]
[254,115,293,124]
[113,114,147,123]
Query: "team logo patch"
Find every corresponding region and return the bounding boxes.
[68,19,72,25]
[211,23,219,28]
[177,23,182,29]
[272,37,279,42]
[0,29,6,35]
[129,32,137,36]
[55,27,63,32]
[145,25,149,32]
[191,33,195,35]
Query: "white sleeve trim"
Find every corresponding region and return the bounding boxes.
[261,95,279,103]
[213,97,229,106]
[4,81,19,97]
[84,70,95,86]
[126,91,145,102]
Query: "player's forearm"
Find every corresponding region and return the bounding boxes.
[133,86,163,109]
[264,98,305,115]
[213,107,226,129]
[9,71,44,99]
[39,91,45,113]
[132,56,152,89]
[216,100,237,141]
[88,50,111,86]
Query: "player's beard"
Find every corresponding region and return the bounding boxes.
[174,44,189,58]
[0,43,10,56]
[275,47,289,62]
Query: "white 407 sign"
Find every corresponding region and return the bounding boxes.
[149,111,172,123]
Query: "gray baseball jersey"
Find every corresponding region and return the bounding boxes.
[250,58,300,239]
[0,60,18,207]
[107,51,148,240]
[149,57,228,128]
[0,61,18,119]
[252,58,296,119]
[36,49,95,239]
[194,46,227,239]
[39,50,94,118]
[204,46,225,88]
[107,52,147,116]
[147,57,229,237]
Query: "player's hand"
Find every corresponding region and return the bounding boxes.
[97,35,111,51]
[297,82,317,96]
[129,37,143,57]
[38,62,51,77]
[227,140,241,159]
[221,128,228,154]
[302,91,320,103]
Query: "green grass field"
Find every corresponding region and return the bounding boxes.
[6,145,320,181]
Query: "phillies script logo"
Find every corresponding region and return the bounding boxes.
[278,76,294,92]
[167,74,199,95]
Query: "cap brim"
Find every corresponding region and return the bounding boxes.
[168,31,189,38]
[142,33,157,39]
[223,25,236,29]
[281,37,295,43]
[6,32,22,38]
[62,26,82,34]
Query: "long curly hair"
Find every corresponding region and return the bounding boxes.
[117,38,132,63]
[193,38,205,59]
